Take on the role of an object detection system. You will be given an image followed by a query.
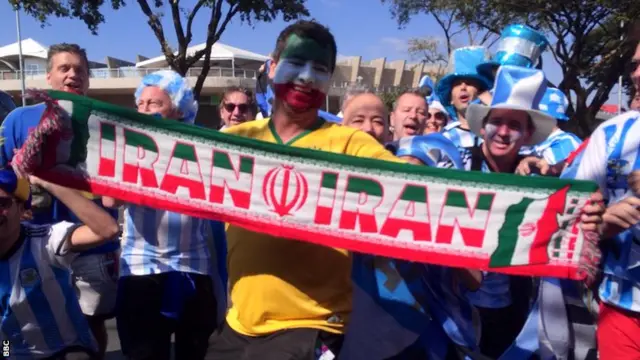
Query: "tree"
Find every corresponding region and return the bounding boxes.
[382,0,640,137]
[12,0,309,100]
[407,37,448,78]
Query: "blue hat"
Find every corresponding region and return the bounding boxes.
[538,88,569,121]
[466,65,556,146]
[477,24,550,82]
[0,168,31,209]
[435,46,492,114]
[135,70,199,124]
[396,133,464,169]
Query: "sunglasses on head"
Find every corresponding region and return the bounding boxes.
[0,196,13,210]
[223,103,250,113]
[427,112,446,121]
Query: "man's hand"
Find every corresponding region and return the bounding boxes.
[601,196,640,238]
[629,170,640,196]
[28,174,48,189]
[516,156,549,176]
[580,191,605,234]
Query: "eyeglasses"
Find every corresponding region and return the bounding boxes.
[223,103,250,113]
[0,197,13,210]
[427,112,447,121]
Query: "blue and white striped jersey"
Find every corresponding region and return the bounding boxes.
[442,122,483,172]
[1,223,96,359]
[120,205,216,277]
[520,129,582,165]
[567,111,640,312]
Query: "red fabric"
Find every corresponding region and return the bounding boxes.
[597,302,640,359]
[565,138,590,166]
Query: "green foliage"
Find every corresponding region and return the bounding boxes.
[377,87,409,112]
[382,0,640,137]
[13,0,309,100]
[10,0,126,35]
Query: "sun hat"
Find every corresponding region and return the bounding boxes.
[435,46,492,109]
[477,24,550,82]
[466,65,557,146]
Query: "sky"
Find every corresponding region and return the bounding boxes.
[0,0,626,106]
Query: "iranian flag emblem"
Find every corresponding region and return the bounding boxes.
[490,185,570,267]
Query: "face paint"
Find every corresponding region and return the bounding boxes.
[484,123,522,143]
[273,34,333,111]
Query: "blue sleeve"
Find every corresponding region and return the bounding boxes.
[543,135,582,165]
[0,105,43,168]
[0,108,22,167]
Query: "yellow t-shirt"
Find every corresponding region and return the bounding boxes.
[222,118,401,336]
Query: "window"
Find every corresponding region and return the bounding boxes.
[25,63,40,76]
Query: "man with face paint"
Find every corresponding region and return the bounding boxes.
[463,65,559,358]
[206,21,401,360]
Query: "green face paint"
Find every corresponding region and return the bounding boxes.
[279,33,333,70]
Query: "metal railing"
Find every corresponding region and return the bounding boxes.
[0,66,258,80]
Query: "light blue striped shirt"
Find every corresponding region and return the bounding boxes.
[567,111,640,312]
[1,223,96,359]
[520,129,582,165]
[120,205,213,277]
[442,122,483,171]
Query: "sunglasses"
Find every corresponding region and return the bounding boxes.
[427,112,447,121]
[0,197,13,210]
[223,103,250,113]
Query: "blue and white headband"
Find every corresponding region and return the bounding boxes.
[134,70,199,124]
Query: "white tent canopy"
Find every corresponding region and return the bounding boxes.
[136,42,268,71]
[0,38,48,70]
[0,38,48,59]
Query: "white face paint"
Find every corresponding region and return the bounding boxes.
[484,123,522,143]
[273,59,331,94]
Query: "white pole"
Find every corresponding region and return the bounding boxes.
[15,7,26,106]
[618,20,624,114]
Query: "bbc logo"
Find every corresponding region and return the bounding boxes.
[2,340,9,358]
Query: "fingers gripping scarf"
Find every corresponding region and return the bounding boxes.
[134,70,198,124]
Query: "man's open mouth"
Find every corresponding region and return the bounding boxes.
[64,83,82,93]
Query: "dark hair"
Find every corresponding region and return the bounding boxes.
[272,20,337,72]
[47,43,90,75]
[392,88,427,111]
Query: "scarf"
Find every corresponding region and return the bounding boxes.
[10,90,601,281]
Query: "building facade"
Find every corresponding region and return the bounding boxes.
[0,39,442,128]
